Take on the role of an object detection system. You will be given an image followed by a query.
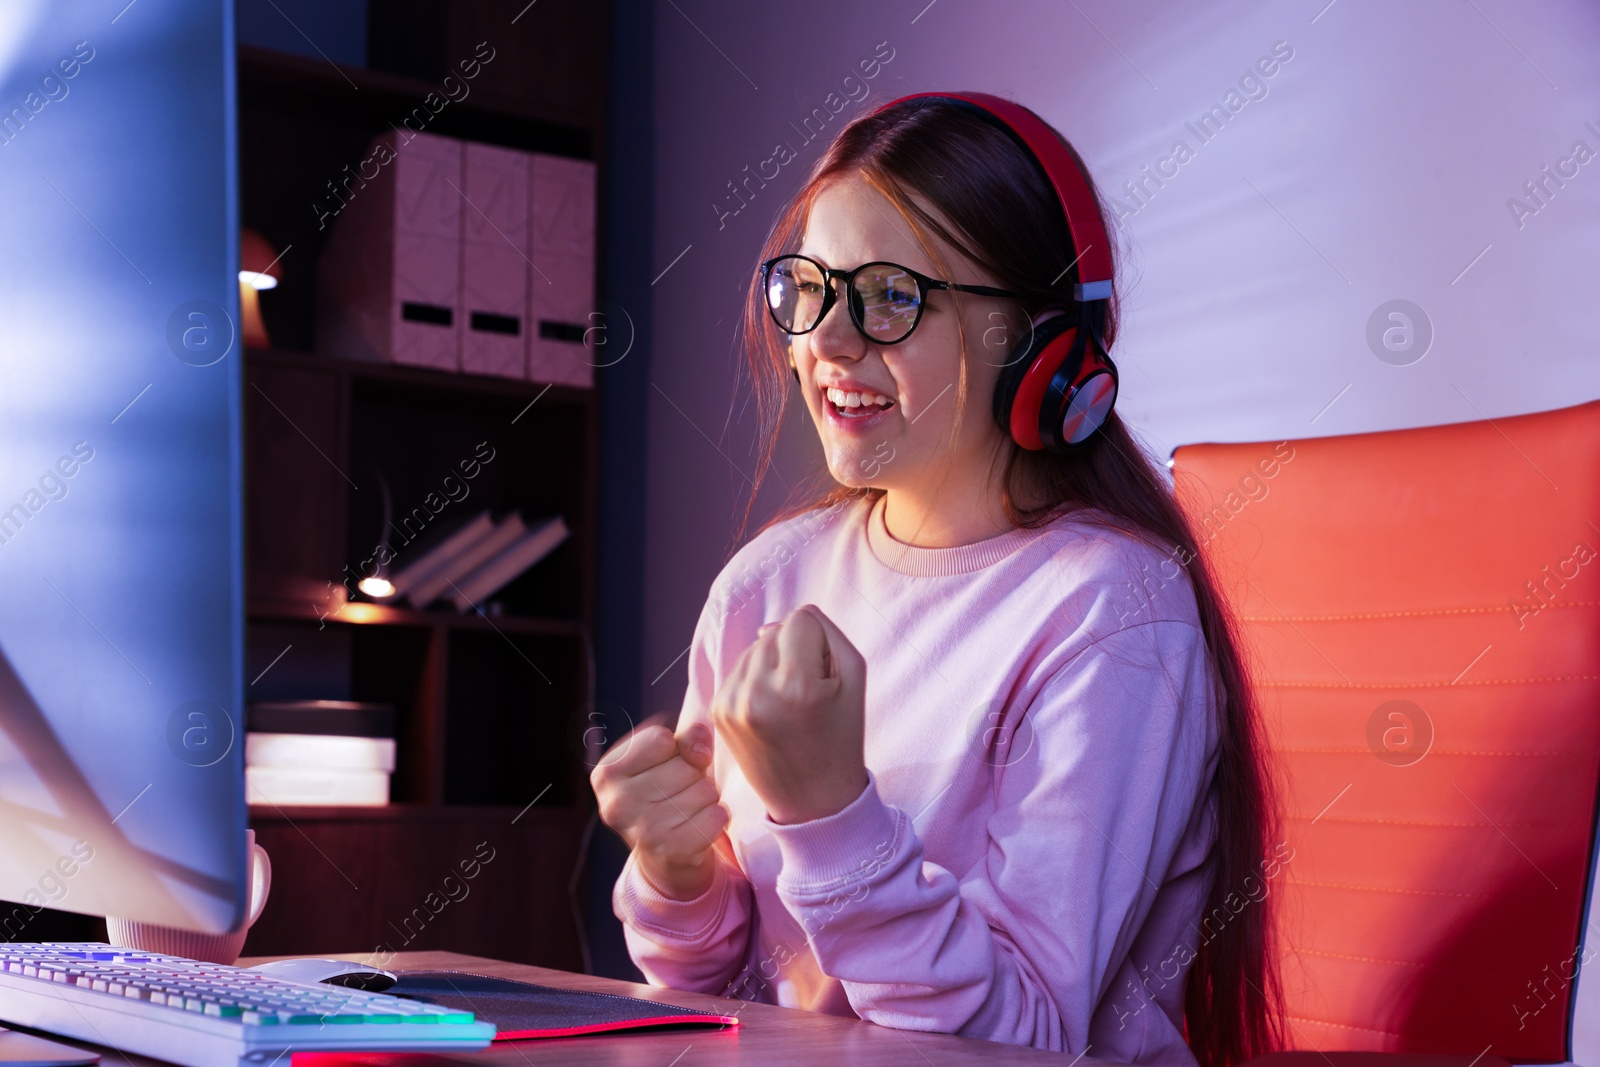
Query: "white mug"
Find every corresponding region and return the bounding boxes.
[105,829,272,965]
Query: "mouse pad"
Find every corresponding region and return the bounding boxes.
[385,970,741,1040]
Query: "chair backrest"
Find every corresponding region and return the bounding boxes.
[1170,399,1600,1061]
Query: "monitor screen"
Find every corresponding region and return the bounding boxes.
[0,0,246,935]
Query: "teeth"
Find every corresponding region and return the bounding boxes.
[825,386,893,409]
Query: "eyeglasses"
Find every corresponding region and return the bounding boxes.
[759,254,1025,346]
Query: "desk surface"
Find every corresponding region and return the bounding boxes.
[89,951,1104,1066]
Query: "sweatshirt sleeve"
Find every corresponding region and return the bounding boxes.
[761,617,1218,1052]
[612,594,757,996]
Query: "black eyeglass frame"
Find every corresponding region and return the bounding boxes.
[759,254,1026,346]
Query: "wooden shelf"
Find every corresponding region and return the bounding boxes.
[249,596,589,638]
[236,5,608,971]
[245,345,595,408]
[243,338,597,818]
[244,345,598,625]
[245,802,591,968]
[237,44,592,157]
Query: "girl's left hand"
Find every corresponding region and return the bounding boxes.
[710,604,869,826]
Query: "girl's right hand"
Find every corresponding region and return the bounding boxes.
[590,716,729,901]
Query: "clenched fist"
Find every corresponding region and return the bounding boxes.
[711,604,869,826]
[590,714,729,901]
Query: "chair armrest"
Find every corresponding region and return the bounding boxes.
[1243,1053,1513,1067]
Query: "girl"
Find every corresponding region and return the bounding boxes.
[591,93,1283,1067]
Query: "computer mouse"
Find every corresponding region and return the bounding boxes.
[246,957,399,992]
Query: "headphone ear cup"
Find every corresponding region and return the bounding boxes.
[1040,337,1118,452]
[993,314,1079,451]
[993,314,1074,447]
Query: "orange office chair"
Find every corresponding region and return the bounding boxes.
[1169,398,1600,1065]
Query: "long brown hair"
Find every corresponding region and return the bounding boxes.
[730,95,1285,1067]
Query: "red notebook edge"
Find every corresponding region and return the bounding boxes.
[290,1014,742,1064]
[494,1012,743,1040]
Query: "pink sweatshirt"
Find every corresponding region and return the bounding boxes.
[614,491,1221,1064]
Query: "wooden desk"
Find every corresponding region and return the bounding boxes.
[221,950,1103,1066]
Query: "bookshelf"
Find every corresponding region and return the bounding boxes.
[235,3,609,971]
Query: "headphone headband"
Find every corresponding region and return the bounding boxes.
[875,91,1113,303]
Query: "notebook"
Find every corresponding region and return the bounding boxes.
[384,970,741,1040]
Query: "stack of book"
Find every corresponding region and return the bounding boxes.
[244,701,397,807]
[387,509,569,612]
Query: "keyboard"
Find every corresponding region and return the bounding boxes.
[0,942,495,1067]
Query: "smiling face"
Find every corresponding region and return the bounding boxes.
[787,175,1024,504]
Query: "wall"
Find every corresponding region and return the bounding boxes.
[639,0,1600,715]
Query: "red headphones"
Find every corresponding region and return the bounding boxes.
[875,92,1119,453]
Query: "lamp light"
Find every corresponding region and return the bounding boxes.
[240,228,282,349]
[357,574,395,599]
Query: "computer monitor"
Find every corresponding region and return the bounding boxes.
[0,0,247,936]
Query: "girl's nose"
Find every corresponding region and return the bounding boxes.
[809,282,867,361]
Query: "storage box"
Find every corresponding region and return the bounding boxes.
[460,142,530,379]
[315,130,464,372]
[527,154,596,388]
